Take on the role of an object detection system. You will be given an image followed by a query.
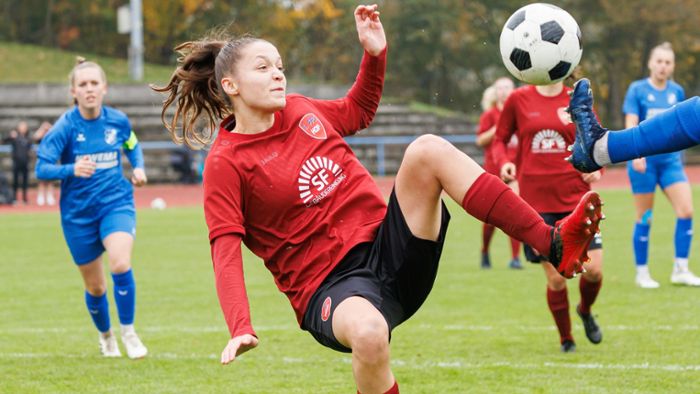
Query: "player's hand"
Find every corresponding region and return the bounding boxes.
[500,162,517,182]
[581,170,601,184]
[354,4,386,56]
[632,158,646,173]
[74,156,96,178]
[221,334,258,365]
[131,168,148,187]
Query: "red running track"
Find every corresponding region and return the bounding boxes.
[3,166,700,214]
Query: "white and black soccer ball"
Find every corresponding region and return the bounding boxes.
[499,3,582,85]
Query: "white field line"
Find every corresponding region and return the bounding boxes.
[1,352,699,372]
[1,324,698,334]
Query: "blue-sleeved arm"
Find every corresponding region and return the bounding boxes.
[122,130,144,169]
[36,160,74,180]
[36,117,75,180]
[124,143,145,169]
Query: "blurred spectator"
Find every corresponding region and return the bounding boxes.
[33,121,56,206]
[170,145,197,184]
[3,121,32,204]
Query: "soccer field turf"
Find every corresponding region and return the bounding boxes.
[1,188,699,393]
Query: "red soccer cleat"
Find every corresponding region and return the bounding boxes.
[548,191,604,278]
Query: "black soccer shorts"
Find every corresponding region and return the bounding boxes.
[302,189,450,352]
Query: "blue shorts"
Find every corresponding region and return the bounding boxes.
[62,206,136,265]
[627,156,688,194]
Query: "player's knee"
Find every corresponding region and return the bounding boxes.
[676,207,693,219]
[348,318,389,363]
[404,134,452,166]
[547,273,567,290]
[109,259,131,274]
[85,282,106,296]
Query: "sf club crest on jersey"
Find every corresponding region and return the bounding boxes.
[104,128,118,145]
[298,156,346,207]
[531,129,567,153]
[299,113,327,140]
[556,107,572,125]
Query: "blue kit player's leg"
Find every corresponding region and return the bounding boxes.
[62,220,122,357]
[627,160,659,288]
[100,207,148,358]
[567,79,700,171]
[62,221,111,331]
[658,162,700,286]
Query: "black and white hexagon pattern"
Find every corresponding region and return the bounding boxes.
[499,3,583,85]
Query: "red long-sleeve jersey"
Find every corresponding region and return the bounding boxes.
[204,50,387,338]
[477,106,519,174]
[491,85,591,213]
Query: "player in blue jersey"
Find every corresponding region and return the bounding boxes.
[36,58,150,358]
[620,43,699,288]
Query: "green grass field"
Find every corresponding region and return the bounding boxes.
[0,42,174,84]
[2,188,699,393]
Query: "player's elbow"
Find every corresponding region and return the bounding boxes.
[35,162,49,180]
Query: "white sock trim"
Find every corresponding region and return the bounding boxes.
[592,131,611,166]
[121,324,135,335]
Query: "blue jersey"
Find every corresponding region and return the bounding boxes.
[623,78,685,163]
[37,106,144,223]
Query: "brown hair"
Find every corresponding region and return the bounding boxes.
[69,57,107,104]
[152,35,263,148]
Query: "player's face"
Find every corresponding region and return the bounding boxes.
[71,67,107,112]
[17,121,28,135]
[494,78,514,103]
[648,49,675,82]
[225,41,286,113]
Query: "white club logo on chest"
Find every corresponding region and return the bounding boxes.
[531,129,567,153]
[104,128,118,145]
[298,156,345,206]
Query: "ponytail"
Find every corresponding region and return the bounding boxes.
[153,35,263,149]
[152,40,228,148]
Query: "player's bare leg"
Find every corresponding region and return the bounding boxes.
[333,297,394,394]
[395,134,602,278]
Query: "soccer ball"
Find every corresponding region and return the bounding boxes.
[499,3,582,85]
[150,197,167,210]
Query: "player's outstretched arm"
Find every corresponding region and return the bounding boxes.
[221,334,259,365]
[354,4,385,56]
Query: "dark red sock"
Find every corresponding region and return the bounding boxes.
[547,287,572,343]
[482,223,495,253]
[510,237,521,259]
[462,173,552,255]
[357,381,399,394]
[579,276,602,315]
[384,381,399,394]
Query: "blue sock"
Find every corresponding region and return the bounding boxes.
[609,97,700,163]
[675,218,693,259]
[112,269,136,325]
[633,222,651,266]
[85,291,111,333]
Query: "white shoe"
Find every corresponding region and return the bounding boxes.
[670,269,700,286]
[46,193,56,206]
[99,332,122,357]
[121,331,148,359]
[37,194,45,206]
[635,272,660,289]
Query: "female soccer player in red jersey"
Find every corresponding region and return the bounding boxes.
[476,77,522,269]
[154,5,601,393]
[492,80,605,353]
